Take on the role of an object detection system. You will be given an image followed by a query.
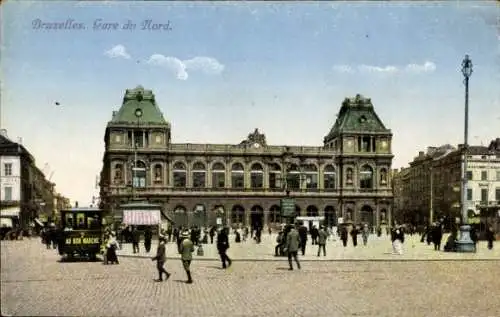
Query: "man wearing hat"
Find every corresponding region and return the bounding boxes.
[179,229,194,284]
[151,236,170,282]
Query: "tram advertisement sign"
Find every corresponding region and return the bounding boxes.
[280,198,296,217]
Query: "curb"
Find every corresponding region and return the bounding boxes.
[117,254,500,262]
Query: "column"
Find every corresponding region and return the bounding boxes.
[207,164,212,188]
[318,164,324,191]
[387,205,392,230]
[168,161,173,188]
[186,161,192,188]
[264,210,269,227]
[245,210,250,227]
[263,164,269,189]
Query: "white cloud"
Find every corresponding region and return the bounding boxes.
[405,61,437,73]
[104,45,131,59]
[358,64,399,73]
[332,61,436,74]
[146,54,224,80]
[332,65,354,73]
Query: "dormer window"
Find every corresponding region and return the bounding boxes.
[359,115,367,123]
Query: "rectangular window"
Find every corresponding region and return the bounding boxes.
[466,171,473,180]
[287,173,301,190]
[497,171,500,181]
[4,163,12,176]
[324,173,336,189]
[269,172,281,189]
[192,172,206,188]
[231,173,244,189]
[305,173,318,189]
[250,173,263,188]
[211,172,225,189]
[4,187,12,200]
[127,131,133,147]
[134,131,144,148]
[481,170,487,181]
[481,188,488,203]
[496,188,500,202]
[467,188,473,201]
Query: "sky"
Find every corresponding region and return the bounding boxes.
[1,1,499,206]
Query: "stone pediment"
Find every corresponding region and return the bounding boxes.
[239,128,267,148]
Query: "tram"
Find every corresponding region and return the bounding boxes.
[57,208,104,260]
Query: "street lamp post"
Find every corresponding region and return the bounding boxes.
[455,54,476,252]
[132,108,143,200]
[429,166,434,225]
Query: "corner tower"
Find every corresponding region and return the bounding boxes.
[324,94,394,228]
[100,86,170,213]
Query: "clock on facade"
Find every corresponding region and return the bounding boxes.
[381,140,388,149]
[114,135,121,143]
[155,135,162,143]
[253,142,261,149]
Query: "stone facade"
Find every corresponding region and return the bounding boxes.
[392,139,500,225]
[100,87,394,229]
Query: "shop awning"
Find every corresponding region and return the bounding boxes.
[0,217,13,228]
[123,209,161,225]
[0,207,20,217]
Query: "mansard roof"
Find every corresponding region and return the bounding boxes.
[108,86,169,126]
[324,94,391,143]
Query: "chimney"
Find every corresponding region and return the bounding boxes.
[17,137,23,145]
[112,111,117,119]
[418,151,424,157]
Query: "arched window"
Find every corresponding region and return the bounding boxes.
[231,162,245,189]
[231,205,245,225]
[324,206,336,227]
[153,164,163,184]
[173,205,188,227]
[379,168,388,185]
[268,163,281,189]
[269,205,281,223]
[303,164,318,189]
[323,165,336,190]
[114,163,123,184]
[306,205,319,217]
[250,162,264,188]
[173,162,187,188]
[360,165,374,189]
[211,162,225,189]
[133,161,146,188]
[192,162,206,188]
[287,164,300,190]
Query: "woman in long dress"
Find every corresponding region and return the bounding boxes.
[391,226,405,255]
[106,232,120,264]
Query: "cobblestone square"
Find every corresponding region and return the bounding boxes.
[2,240,499,317]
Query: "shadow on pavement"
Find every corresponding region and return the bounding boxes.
[57,256,103,263]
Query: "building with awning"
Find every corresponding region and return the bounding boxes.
[0,206,20,228]
[118,202,173,226]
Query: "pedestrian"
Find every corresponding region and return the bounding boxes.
[485,226,495,250]
[350,226,359,247]
[106,232,120,264]
[217,227,232,269]
[340,226,348,247]
[179,230,194,284]
[132,226,140,254]
[317,226,327,256]
[151,236,170,282]
[298,222,308,255]
[432,223,443,251]
[391,226,405,255]
[209,226,216,244]
[144,227,152,253]
[284,224,301,270]
[275,229,284,256]
[361,224,370,246]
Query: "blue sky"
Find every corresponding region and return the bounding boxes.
[1,1,499,205]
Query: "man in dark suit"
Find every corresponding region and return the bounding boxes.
[298,223,308,255]
[217,227,232,269]
[285,224,301,270]
[132,226,140,254]
[151,236,170,282]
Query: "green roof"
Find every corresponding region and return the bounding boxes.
[324,94,390,142]
[110,86,168,125]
